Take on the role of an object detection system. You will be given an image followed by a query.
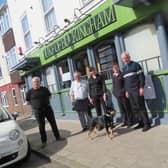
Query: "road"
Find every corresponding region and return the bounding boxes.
[7,152,69,168]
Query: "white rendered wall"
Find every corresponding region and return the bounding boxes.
[0,38,11,85]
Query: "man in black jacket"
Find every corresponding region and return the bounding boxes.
[26,76,64,148]
[121,52,151,132]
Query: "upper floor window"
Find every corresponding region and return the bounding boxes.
[41,0,56,32]
[6,47,18,71]
[21,15,33,50]
[0,8,10,35]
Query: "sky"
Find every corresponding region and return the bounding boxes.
[0,0,6,5]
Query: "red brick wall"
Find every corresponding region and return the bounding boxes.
[0,83,31,117]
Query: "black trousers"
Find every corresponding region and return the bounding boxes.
[92,96,106,116]
[116,96,133,125]
[128,92,150,126]
[33,106,60,143]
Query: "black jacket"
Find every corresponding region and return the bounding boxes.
[112,72,125,98]
[122,61,145,93]
[88,74,106,98]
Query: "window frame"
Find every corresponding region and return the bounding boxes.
[0,8,11,35]
[21,14,33,50]
[6,47,18,71]
[11,88,18,106]
[41,0,56,33]
[20,87,27,105]
[0,91,9,107]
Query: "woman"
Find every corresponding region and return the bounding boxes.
[88,67,107,116]
[112,63,133,126]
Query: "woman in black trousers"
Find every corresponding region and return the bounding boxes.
[112,63,133,126]
[88,67,107,116]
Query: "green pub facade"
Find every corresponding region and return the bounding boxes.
[14,0,168,123]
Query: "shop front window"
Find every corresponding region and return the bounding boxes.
[124,23,162,73]
[72,53,89,80]
[95,44,117,80]
[57,59,71,89]
[45,66,57,92]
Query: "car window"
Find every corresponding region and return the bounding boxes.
[0,107,10,122]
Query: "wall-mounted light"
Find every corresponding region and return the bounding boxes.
[74,8,82,18]
[64,18,71,25]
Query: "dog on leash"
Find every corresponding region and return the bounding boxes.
[88,109,119,140]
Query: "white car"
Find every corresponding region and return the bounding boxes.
[0,106,31,168]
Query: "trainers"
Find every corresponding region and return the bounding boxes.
[41,142,46,148]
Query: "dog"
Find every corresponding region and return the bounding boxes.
[87,109,119,140]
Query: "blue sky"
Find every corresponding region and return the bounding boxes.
[0,0,6,5]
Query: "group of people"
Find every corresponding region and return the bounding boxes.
[26,51,151,148]
[70,52,151,132]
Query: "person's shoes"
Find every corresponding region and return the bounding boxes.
[142,125,151,132]
[120,123,127,127]
[82,128,88,132]
[134,124,143,129]
[41,142,46,148]
[56,137,66,141]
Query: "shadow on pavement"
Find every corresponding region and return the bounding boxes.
[27,129,71,158]
[17,118,38,131]
[7,153,51,168]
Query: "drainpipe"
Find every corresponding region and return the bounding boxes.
[114,33,124,69]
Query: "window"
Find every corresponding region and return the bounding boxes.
[6,47,18,71]
[21,15,33,50]
[0,8,10,35]
[57,59,71,89]
[0,91,8,107]
[41,0,56,32]
[20,86,26,104]
[46,66,57,92]
[72,53,89,79]
[12,88,18,106]
[95,44,117,80]
[124,24,161,73]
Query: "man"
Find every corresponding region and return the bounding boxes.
[26,76,64,148]
[121,52,151,132]
[70,71,92,131]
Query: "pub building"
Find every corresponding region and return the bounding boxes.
[13,0,168,123]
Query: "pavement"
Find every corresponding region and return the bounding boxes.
[18,117,168,168]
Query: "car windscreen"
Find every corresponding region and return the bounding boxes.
[0,107,10,122]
